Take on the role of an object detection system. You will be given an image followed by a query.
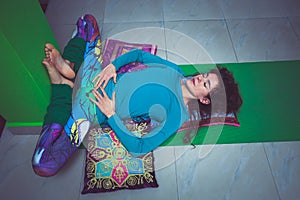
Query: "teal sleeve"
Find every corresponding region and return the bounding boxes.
[112,49,183,74]
[107,113,179,156]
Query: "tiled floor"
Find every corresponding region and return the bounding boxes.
[1,128,300,200]
[1,0,300,199]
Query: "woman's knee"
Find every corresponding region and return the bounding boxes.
[32,123,77,177]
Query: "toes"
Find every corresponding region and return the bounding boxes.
[45,43,55,50]
[44,47,51,56]
[42,58,50,67]
[45,51,50,59]
[44,44,59,61]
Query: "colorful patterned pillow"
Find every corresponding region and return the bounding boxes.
[81,124,158,194]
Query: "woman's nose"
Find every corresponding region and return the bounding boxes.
[198,75,203,81]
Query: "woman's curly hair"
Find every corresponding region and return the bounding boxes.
[183,66,243,143]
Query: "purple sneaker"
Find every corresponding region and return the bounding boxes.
[32,123,77,177]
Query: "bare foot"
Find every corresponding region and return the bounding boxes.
[42,58,74,88]
[44,43,76,79]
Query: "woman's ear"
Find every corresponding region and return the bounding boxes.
[200,97,211,105]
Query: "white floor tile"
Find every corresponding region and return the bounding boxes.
[0,127,14,151]
[165,20,237,64]
[128,147,178,200]
[227,18,300,62]
[264,141,300,200]
[104,0,164,23]
[80,189,133,200]
[289,16,300,39]
[46,0,86,25]
[46,0,105,25]
[163,0,224,21]
[81,0,106,22]
[175,143,279,200]
[285,0,300,17]
[48,24,77,52]
[220,0,288,19]
[0,135,85,200]
[0,135,36,182]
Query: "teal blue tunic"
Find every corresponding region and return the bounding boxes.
[96,49,189,155]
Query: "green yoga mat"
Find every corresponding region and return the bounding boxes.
[162,61,300,146]
[76,60,300,150]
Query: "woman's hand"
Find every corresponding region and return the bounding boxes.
[89,88,116,118]
[93,63,117,89]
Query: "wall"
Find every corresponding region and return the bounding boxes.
[0,0,57,127]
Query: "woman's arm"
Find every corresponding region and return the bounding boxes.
[107,112,181,155]
[93,49,183,89]
[112,49,183,73]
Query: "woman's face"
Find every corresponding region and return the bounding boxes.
[186,73,219,100]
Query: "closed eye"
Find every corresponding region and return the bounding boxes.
[204,80,211,90]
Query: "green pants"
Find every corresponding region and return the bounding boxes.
[43,37,86,126]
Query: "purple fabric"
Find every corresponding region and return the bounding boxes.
[32,123,77,177]
[75,14,100,43]
[102,39,157,73]
[83,14,100,43]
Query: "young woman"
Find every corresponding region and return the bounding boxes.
[32,14,242,176]
[90,49,242,155]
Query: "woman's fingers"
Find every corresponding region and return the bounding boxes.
[91,87,108,101]
[92,89,103,102]
[99,87,108,98]
[95,79,103,89]
[89,88,115,118]
[88,96,97,104]
[113,74,117,84]
[112,92,115,103]
[92,73,106,87]
[92,64,117,89]
[93,75,109,89]
[101,80,107,88]
[92,73,101,83]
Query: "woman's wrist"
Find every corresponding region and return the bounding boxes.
[105,111,115,118]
